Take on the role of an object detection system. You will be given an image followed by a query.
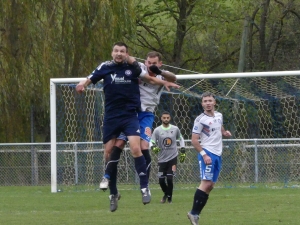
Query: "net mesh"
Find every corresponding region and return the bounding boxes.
[54,74,300,190]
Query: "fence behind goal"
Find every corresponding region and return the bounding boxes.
[50,71,300,192]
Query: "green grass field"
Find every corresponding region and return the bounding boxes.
[0,185,299,225]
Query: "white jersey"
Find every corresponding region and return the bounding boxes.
[138,62,165,112]
[192,111,223,156]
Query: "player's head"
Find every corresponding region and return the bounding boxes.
[111,42,129,64]
[161,111,171,126]
[201,92,216,112]
[145,51,163,76]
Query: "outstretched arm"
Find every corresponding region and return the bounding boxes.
[76,79,92,94]
[143,75,180,91]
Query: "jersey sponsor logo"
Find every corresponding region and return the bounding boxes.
[111,73,117,83]
[125,70,132,76]
[163,137,172,147]
[111,74,132,84]
[145,127,152,137]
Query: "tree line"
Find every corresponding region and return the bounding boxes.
[0,0,299,143]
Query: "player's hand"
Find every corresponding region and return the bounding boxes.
[223,130,232,137]
[203,154,212,165]
[149,65,162,75]
[179,147,186,163]
[163,81,180,91]
[126,56,136,64]
[76,84,85,94]
[151,145,161,154]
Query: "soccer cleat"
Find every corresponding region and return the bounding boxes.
[187,212,200,225]
[160,194,167,203]
[109,193,120,212]
[141,188,151,205]
[99,177,109,191]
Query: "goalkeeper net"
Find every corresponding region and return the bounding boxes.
[50,70,300,192]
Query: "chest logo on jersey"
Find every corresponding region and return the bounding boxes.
[125,70,132,76]
[111,73,131,84]
[162,137,172,147]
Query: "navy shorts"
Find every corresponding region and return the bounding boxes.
[102,116,140,144]
[117,111,154,143]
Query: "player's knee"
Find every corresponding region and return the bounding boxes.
[114,139,126,149]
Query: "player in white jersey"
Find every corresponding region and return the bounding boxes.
[187,92,231,225]
[150,111,185,203]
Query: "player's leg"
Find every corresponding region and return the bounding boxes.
[105,136,127,212]
[100,138,121,191]
[166,157,177,203]
[125,116,151,204]
[188,149,220,224]
[138,112,155,180]
[158,162,168,203]
[108,135,127,196]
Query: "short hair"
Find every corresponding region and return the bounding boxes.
[146,51,162,61]
[113,42,128,52]
[201,92,215,99]
[161,111,171,117]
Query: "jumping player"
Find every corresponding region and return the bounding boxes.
[76,42,178,212]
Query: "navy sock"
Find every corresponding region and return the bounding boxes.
[104,146,122,179]
[142,149,151,180]
[134,155,148,189]
[191,189,209,215]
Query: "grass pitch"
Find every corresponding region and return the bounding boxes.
[0,185,299,225]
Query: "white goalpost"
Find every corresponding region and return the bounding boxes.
[50,70,300,193]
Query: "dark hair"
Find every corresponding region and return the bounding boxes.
[146,51,162,61]
[113,42,128,52]
[161,111,171,117]
[201,92,215,99]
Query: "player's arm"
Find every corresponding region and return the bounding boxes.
[143,75,180,91]
[76,78,92,94]
[191,133,211,165]
[148,65,176,82]
[178,132,186,163]
[76,63,106,94]
[221,126,232,137]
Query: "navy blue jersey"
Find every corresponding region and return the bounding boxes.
[89,60,146,120]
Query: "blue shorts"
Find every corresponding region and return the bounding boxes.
[102,116,140,144]
[117,111,154,143]
[197,148,222,183]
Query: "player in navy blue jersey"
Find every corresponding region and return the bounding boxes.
[76,42,179,212]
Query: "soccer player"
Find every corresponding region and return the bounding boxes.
[99,52,179,210]
[150,111,186,203]
[187,92,231,225]
[76,42,177,212]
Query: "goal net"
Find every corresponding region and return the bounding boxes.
[50,71,300,192]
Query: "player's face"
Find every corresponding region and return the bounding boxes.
[145,57,162,76]
[111,45,128,64]
[201,96,216,113]
[161,114,171,125]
